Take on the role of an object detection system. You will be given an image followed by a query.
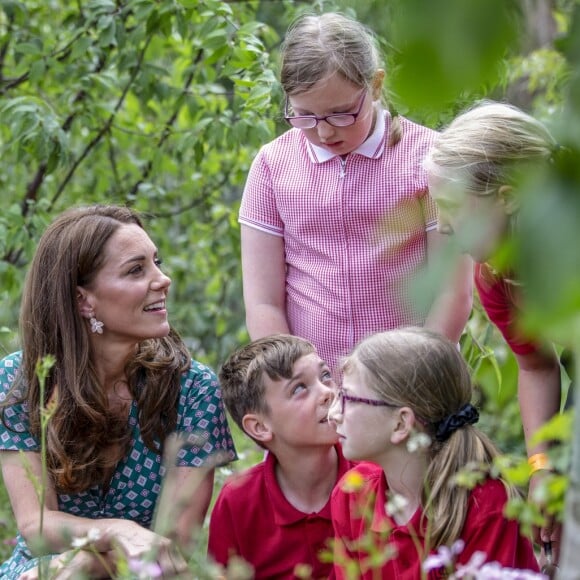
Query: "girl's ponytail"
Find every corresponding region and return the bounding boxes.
[423,426,501,548]
[387,102,402,146]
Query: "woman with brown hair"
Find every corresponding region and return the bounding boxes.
[0,205,236,578]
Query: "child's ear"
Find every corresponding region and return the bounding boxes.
[498,185,519,215]
[390,407,416,445]
[242,413,273,444]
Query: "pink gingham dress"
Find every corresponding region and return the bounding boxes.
[240,109,438,372]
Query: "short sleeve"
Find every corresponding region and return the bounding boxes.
[418,152,439,231]
[474,264,540,356]
[0,353,39,452]
[238,147,284,236]
[175,360,237,468]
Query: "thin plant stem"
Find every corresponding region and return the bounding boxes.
[35,355,56,579]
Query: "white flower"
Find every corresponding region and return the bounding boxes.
[70,528,101,549]
[385,493,408,518]
[407,431,431,453]
[452,550,486,578]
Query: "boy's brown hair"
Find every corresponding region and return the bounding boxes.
[218,334,316,436]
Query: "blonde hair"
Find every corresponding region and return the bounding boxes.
[342,327,508,548]
[280,12,402,145]
[425,100,556,198]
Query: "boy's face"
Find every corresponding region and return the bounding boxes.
[259,353,339,449]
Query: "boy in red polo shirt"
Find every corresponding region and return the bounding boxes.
[208,334,351,579]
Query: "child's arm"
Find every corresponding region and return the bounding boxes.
[515,348,562,562]
[424,230,473,343]
[516,348,561,457]
[241,225,290,339]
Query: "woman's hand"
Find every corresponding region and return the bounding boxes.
[18,549,107,580]
[109,521,188,577]
[18,523,188,579]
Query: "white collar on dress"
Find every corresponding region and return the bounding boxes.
[306,103,386,164]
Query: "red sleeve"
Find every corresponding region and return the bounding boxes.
[459,481,539,572]
[474,263,540,356]
[207,484,239,566]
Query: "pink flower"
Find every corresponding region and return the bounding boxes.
[423,540,465,572]
[3,537,17,547]
[128,559,163,579]
[454,552,548,579]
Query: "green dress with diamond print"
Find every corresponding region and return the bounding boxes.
[0,351,236,577]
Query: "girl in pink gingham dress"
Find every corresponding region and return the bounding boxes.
[240,12,473,374]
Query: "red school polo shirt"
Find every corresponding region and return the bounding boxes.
[474,262,540,356]
[331,462,539,579]
[208,445,352,579]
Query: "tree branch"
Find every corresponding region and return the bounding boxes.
[151,172,230,219]
[49,35,153,208]
[0,27,90,96]
[126,48,204,200]
[20,52,107,217]
[0,11,14,84]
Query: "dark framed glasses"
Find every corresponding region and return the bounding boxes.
[284,91,367,129]
[334,386,399,415]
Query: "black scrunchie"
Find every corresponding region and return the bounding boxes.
[434,403,479,442]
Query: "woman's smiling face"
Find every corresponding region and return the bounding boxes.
[81,224,172,344]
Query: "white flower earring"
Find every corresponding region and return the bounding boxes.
[90,315,104,334]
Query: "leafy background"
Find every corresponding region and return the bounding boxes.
[0,0,579,574]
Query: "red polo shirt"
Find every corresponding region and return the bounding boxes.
[474,262,539,356]
[331,463,539,579]
[208,445,352,579]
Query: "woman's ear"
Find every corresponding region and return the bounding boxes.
[242,413,273,445]
[498,185,519,215]
[76,287,93,319]
[390,407,416,445]
[372,69,385,100]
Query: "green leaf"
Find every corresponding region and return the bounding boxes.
[29,59,47,83]
[15,41,44,56]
